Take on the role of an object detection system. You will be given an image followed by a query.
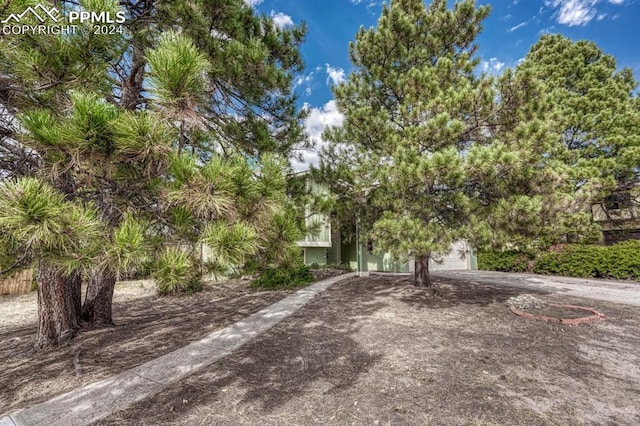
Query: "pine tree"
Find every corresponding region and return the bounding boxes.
[318,0,614,287]
[319,0,492,287]
[517,34,640,198]
[0,0,307,346]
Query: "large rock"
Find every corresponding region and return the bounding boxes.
[506,294,547,310]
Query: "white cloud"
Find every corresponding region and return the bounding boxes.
[291,100,344,171]
[508,21,528,32]
[270,11,294,28]
[481,57,505,73]
[294,74,312,88]
[325,64,346,85]
[244,0,263,7]
[294,71,316,96]
[537,25,556,35]
[544,0,626,26]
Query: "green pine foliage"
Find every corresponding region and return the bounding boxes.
[250,264,314,290]
[153,246,202,295]
[517,35,640,193]
[318,0,493,287]
[0,178,102,274]
[0,0,309,345]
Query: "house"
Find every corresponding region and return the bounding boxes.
[295,176,333,265]
[591,186,640,245]
[338,238,477,275]
[296,176,477,273]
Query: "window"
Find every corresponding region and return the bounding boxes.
[605,192,631,210]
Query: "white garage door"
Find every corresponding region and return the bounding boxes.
[429,240,470,271]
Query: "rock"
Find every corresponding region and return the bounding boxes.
[506,294,547,310]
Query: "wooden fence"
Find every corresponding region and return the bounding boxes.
[0,269,33,295]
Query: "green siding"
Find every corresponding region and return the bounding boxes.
[304,247,327,265]
[341,242,358,270]
[365,251,410,273]
[298,180,331,246]
[469,246,478,270]
[342,241,410,272]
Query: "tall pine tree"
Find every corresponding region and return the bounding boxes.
[318,0,613,287]
[319,0,492,287]
[0,0,308,346]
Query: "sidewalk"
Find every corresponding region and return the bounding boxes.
[431,270,640,307]
[0,273,355,426]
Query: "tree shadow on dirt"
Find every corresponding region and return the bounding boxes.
[100,275,552,424]
[99,275,640,425]
[0,284,292,415]
[381,275,549,309]
[99,278,391,424]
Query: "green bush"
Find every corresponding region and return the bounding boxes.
[477,250,532,272]
[308,262,353,272]
[250,264,314,290]
[332,262,354,272]
[533,241,640,280]
[534,245,603,277]
[603,240,640,280]
[153,247,203,295]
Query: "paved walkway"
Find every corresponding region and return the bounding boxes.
[431,270,640,307]
[0,273,355,426]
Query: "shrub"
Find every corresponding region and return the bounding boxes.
[153,247,203,295]
[477,250,532,272]
[603,240,640,280]
[306,262,353,271]
[332,262,354,272]
[533,240,640,280]
[250,264,314,290]
[534,245,604,278]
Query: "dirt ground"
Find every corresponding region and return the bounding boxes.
[0,269,344,416]
[2,273,640,425]
[93,275,640,426]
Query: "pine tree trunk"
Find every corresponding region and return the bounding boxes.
[414,254,432,288]
[82,267,116,326]
[35,261,80,349]
[69,270,82,318]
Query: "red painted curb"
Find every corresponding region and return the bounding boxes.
[509,303,605,325]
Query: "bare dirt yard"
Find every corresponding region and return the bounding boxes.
[3,273,640,425]
[0,269,344,416]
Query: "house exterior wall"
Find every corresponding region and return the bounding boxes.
[297,179,332,250]
[592,187,640,245]
[304,247,328,265]
[342,240,477,272]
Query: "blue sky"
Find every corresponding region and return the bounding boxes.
[245,0,640,169]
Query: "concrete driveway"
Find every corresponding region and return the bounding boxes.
[431,270,640,307]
